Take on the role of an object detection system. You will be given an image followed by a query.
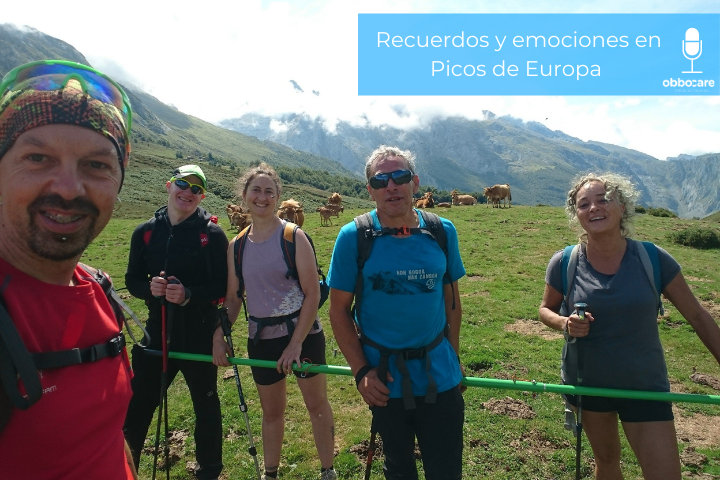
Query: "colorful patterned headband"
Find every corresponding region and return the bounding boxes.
[0,60,131,189]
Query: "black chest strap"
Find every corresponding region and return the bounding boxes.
[31,334,126,370]
[0,271,127,411]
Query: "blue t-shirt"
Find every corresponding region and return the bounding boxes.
[328,209,466,398]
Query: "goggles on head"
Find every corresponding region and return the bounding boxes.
[0,60,132,135]
[368,169,413,189]
[173,178,205,195]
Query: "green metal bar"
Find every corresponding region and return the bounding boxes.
[154,350,720,406]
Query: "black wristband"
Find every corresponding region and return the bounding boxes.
[178,287,192,307]
[354,365,373,388]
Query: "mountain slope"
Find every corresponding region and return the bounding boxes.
[0,23,367,214]
[221,112,720,217]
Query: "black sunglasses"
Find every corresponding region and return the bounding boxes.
[174,179,205,195]
[368,169,413,189]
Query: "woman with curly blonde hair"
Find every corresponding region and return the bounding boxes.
[539,172,720,479]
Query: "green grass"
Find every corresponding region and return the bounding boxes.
[83,203,720,479]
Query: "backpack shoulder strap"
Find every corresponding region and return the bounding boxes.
[419,210,455,310]
[201,219,214,280]
[352,213,377,330]
[419,211,448,255]
[233,225,252,297]
[354,213,375,271]
[77,263,150,345]
[78,263,123,330]
[142,216,156,246]
[634,240,664,315]
[0,296,42,410]
[280,220,299,280]
[560,245,580,316]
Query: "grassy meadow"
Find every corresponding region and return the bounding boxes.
[83,201,720,479]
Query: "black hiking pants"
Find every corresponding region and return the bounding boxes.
[123,344,223,479]
[373,385,464,480]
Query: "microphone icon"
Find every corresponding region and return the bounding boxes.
[682,28,702,73]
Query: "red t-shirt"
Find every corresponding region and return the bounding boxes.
[0,258,134,480]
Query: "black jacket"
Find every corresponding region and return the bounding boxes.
[125,206,229,352]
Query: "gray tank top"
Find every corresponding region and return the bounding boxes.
[546,240,681,392]
[243,223,321,340]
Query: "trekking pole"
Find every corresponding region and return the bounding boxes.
[574,302,587,480]
[152,278,179,480]
[218,308,262,480]
[151,293,168,480]
[365,416,378,480]
[364,363,387,480]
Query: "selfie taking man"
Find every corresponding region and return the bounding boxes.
[0,60,137,479]
[328,145,466,480]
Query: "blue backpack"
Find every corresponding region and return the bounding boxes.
[560,239,663,317]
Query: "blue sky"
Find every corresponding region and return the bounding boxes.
[5,0,719,160]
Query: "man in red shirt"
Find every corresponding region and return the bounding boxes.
[0,60,137,480]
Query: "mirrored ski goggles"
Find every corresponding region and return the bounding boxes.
[368,169,413,189]
[173,178,205,194]
[0,60,132,134]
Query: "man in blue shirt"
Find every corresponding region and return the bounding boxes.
[328,145,466,480]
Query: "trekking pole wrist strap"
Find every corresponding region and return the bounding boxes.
[355,365,373,388]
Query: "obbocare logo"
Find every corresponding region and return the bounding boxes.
[663,27,715,91]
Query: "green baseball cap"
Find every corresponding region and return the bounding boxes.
[170,164,207,190]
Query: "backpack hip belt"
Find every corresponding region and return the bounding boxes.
[249,309,320,345]
[361,328,446,410]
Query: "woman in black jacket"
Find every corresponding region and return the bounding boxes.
[123,165,228,480]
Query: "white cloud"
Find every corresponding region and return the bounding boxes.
[3,0,719,160]
[269,119,289,134]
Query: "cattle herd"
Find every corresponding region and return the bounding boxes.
[412,184,511,209]
[225,192,345,230]
[225,184,512,230]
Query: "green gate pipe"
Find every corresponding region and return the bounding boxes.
[149,350,720,406]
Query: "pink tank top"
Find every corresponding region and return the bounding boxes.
[242,223,321,340]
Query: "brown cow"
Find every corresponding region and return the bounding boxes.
[415,191,435,208]
[451,192,477,206]
[277,199,305,227]
[226,203,244,223]
[230,212,252,231]
[484,184,512,208]
[317,207,333,226]
[328,192,343,206]
[324,204,344,217]
[436,202,452,208]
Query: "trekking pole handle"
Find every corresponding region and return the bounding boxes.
[574,302,587,320]
[218,308,232,338]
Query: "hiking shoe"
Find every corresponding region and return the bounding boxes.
[320,468,337,480]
